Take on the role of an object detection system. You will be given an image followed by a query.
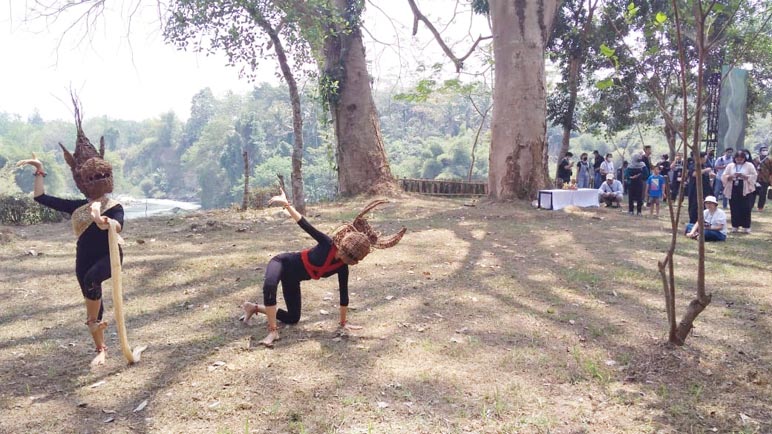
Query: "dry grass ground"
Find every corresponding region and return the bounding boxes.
[0,195,770,434]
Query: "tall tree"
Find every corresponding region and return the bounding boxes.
[165,1,308,212]
[488,0,559,199]
[546,0,601,180]
[317,0,396,195]
[410,0,558,199]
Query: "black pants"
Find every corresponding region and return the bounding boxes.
[75,250,122,321]
[688,186,707,224]
[628,177,644,214]
[757,182,769,209]
[262,253,303,324]
[730,188,754,229]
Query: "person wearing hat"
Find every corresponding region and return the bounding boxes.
[241,188,406,347]
[722,149,758,233]
[598,173,623,207]
[15,103,124,367]
[684,196,727,241]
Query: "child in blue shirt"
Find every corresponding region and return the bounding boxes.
[646,165,666,216]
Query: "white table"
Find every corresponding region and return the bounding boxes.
[538,188,600,210]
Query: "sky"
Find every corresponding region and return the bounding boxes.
[0,1,490,122]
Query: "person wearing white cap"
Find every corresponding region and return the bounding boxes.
[684,196,727,241]
[598,173,624,207]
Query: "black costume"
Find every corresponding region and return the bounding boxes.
[687,166,712,224]
[34,194,124,321]
[262,217,348,324]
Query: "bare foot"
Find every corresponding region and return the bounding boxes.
[90,348,107,367]
[336,323,363,337]
[260,330,280,347]
[241,302,259,325]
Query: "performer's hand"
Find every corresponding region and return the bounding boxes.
[90,202,108,227]
[15,153,43,171]
[268,187,289,208]
[90,201,102,218]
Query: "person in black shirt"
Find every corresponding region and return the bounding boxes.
[241,189,406,347]
[688,151,714,224]
[557,152,574,187]
[670,153,684,201]
[16,111,123,367]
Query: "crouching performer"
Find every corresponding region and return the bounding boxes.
[16,104,124,366]
[242,188,406,347]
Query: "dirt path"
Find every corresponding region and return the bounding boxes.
[1,196,770,433]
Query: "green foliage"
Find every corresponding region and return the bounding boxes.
[1,72,495,209]
[0,195,65,225]
[472,0,489,15]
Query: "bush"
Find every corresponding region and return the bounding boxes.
[246,187,276,209]
[0,195,66,225]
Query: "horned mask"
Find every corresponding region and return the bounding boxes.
[332,199,407,262]
[59,99,114,200]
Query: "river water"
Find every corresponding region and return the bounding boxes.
[118,197,201,219]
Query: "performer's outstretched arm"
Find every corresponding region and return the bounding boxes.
[268,187,301,222]
[16,154,46,197]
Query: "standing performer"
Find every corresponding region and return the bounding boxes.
[241,188,406,347]
[16,105,123,367]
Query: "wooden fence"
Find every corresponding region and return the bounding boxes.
[399,178,487,196]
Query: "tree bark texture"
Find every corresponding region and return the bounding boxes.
[489,0,558,200]
[324,0,395,196]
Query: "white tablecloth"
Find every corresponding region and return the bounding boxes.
[538,188,599,210]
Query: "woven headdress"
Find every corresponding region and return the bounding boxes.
[332,199,407,262]
[59,96,113,199]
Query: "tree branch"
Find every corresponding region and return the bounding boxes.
[406,0,491,73]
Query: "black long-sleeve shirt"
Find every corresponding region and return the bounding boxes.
[294,217,349,306]
[34,194,124,266]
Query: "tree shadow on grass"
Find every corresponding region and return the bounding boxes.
[1,197,770,433]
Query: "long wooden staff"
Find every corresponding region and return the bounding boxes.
[108,219,146,364]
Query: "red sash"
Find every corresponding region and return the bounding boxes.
[301,245,344,280]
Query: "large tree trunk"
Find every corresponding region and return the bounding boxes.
[489,0,559,200]
[324,0,395,196]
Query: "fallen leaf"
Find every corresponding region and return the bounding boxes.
[103,417,115,423]
[133,400,148,413]
[208,401,220,409]
[89,380,106,389]
[102,409,116,414]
